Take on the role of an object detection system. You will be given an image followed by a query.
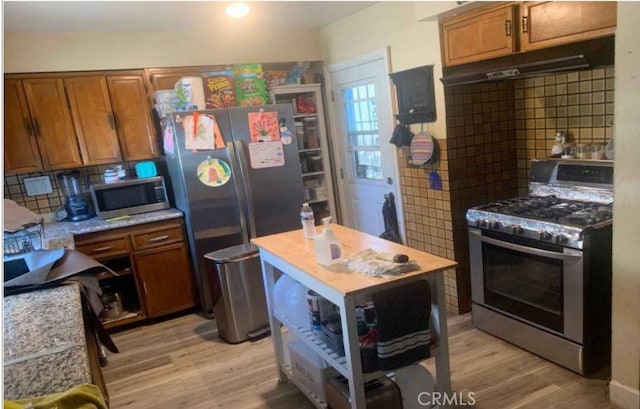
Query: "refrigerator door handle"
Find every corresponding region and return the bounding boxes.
[233,140,257,240]
[227,141,250,244]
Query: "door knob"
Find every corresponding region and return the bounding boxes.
[387,177,393,185]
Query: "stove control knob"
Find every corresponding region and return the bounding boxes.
[555,234,569,244]
[477,219,488,228]
[490,221,502,230]
[540,231,553,241]
[511,225,524,235]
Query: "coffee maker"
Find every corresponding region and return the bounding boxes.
[57,171,92,221]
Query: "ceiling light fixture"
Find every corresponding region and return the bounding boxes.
[225,3,250,19]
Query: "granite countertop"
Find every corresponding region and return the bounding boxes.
[43,208,184,250]
[3,284,91,399]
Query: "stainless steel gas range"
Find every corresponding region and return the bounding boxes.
[467,159,613,375]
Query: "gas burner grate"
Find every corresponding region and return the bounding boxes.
[476,195,613,227]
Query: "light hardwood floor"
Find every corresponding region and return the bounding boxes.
[103,313,613,409]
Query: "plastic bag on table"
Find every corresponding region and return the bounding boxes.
[345,249,419,277]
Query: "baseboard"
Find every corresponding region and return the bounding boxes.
[609,380,640,409]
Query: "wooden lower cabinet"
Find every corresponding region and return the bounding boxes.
[75,219,195,329]
[133,242,195,318]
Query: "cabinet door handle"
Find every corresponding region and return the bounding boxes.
[142,281,148,295]
[113,112,120,129]
[522,16,528,33]
[505,19,512,37]
[92,245,113,253]
[148,234,169,243]
[107,113,115,130]
[24,120,34,137]
[33,119,41,137]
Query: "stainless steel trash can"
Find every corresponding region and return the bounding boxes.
[204,243,270,344]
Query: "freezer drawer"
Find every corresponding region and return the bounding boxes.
[205,243,269,343]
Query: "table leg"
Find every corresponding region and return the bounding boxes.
[260,256,287,383]
[340,295,366,409]
[430,272,452,395]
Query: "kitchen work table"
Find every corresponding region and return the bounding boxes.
[252,224,457,409]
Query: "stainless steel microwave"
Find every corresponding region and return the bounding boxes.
[90,176,169,219]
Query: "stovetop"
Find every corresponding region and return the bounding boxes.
[467,159,614,249]
[467,195,613,249]
[475,195,613,227]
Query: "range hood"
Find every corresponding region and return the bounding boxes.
[441,37,615,86]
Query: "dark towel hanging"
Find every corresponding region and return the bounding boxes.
[389,124,414,147]
[379,192,402,244]
[371,281,432,370]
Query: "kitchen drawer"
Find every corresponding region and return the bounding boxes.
[131,223,184,250]
[75,236,130,260]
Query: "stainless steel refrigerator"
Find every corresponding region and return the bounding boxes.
[162,104,304,317]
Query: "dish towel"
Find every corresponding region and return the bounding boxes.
[371,281,432,370]
[4,384,108,409]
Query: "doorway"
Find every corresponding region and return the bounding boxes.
[327,49,403,239]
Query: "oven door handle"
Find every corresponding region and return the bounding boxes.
[470,230,582,260]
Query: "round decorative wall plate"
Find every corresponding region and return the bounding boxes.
[197,158,231,187]
[410,131,435,165]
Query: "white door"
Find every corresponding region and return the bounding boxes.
[328,52,401,237]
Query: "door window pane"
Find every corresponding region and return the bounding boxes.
[342,83,382,181]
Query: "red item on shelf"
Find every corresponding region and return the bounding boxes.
[297,95,316,114]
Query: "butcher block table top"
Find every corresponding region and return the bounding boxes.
[252,224,457,297]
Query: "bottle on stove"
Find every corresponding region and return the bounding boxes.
[551,131,565,157]
[561,142,575,159]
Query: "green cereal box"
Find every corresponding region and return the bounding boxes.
[235,73,267,107]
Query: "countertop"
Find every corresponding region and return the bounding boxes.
[252,224,458,296]
[43,209,184,249]
[3,284,91,399]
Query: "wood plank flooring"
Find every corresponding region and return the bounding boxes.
[103,313,613,408]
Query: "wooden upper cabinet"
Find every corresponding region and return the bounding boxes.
[107,75,158,160]
[441,4,516,67]
[4,79,43,174]
[65,76,122,166]
[521,2,617,52]
[146,67,205,91]
[22,78,83,170]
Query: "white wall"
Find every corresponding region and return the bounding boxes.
[610,3,640,408]
[3,27,322,73]
[320,1,459,139]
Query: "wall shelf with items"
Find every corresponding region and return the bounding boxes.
[270,84,338,224]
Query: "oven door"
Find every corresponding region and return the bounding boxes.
[469,227,584,343]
